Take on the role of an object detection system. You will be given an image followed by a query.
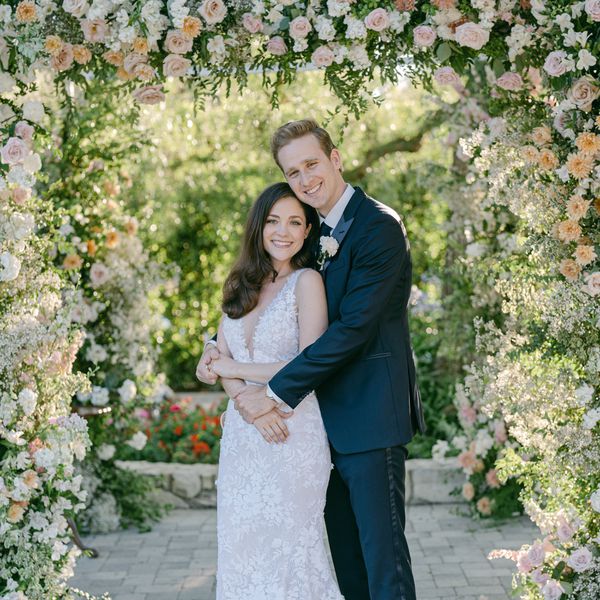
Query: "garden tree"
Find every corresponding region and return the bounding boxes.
[1,2,599,599]
[40,80,166,533]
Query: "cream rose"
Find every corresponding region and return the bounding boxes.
[1,137,29,165]
[62,0,89,18]
[132,85,166,105]
[163,54,192,77]
[311,45,335,68]
[413,25,436,47]
[81,19,107,43]
[567,76,600,112]
[242,12,263,34]
[434,66,461,87]
[22,100,45,123]
[584,0,600,21]
[15,121,34,142]
[51,43,74,72]
[165,29,193,54]
[496,72,523,91]
[289,16,312,39]
[530,126,552,146]
[199,0,227,25]
[455,22,489,50]
[267,36,287,55]
[543,50,571,77]
[364,8,390,32]
[583,272,600,296]
[123,52,148,75]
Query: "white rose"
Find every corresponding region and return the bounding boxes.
[289,16,312,40]
[311,45,335,68]
[584,0,600,21]
[320,235,339,256]
[0,252,21,282]
[1,137,29,165]
[22,152,41,174]
[22,101,45,123]
[18,388,37,416]
[364,8,390,32]
[90,386,109,406]
[590,488,600,512]
[413,25,437,47]
[97,444,116,461]
[566,547,593,572]
[455,22,489,50]
[0,72,16,93]
[126,431,147,451]
[199,0,227,25]
[90,262,110,287]
[118,379,137,404]
[434,66,461,87]
[62,0,89,18]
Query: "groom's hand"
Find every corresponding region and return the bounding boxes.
[234,385,277,424]
[195,344,220,385]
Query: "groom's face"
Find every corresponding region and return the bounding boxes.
[277,134,345,217]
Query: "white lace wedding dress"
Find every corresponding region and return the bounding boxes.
[216,268,343,600]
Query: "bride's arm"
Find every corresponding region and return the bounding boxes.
[216,318,246,399]
[211,271,328,384]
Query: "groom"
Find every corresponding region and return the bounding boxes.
[197,119,425,600]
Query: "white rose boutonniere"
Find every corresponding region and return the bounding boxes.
[317,235,339,269]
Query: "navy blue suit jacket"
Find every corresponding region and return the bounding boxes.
[270,187,426,454]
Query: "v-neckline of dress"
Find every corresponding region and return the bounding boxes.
[241,273,295,361]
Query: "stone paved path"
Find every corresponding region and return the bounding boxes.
[69,505,536,600]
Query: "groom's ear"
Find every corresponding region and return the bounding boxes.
[330,148,343,172]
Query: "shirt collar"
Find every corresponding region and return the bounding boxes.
[321,183,354,229]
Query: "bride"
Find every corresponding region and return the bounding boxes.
[208,182,344,600]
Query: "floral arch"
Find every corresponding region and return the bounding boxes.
[1,1,599,598]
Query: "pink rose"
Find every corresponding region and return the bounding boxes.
[541,580,564,600]
[81,19,107,43]
[543,50,570,77]
[455,22,489,50]
[459,405,477,426]
[494,421,507,443]
[434,66,461,87]
[458,449,477,473]
[289,16,312,40]
[267,36,287,56]
[132,85,166,105]
[311,45,335,68]
[165,30,193,54]
[364,8,390,32]
[413,25,436,47]
[15,121,34,143]
[51,43,74,72]
[163,54,192,77]
[12,187,31,205]
[567,76,599,112]
[517,551,533,574]
[462,482,475,501]
[556,520,575,542]
[531,569,550,585]
[123,52,148,75]
[1,137,29,165]
[199,0,227,25]
[496,72,523,91]
[585,0,600,21]
[242,12,263,34]
[90,262,110,287]
[527,542,545,567]
[566,547,593,573]
[485,469,501,489]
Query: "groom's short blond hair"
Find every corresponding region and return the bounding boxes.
[271,119,337,170]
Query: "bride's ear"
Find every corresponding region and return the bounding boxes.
[304,223,312,239]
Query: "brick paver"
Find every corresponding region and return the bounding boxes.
[69,505,536,600]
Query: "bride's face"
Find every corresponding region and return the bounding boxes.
[262,196,312,265]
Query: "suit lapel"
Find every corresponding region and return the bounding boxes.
[322,187,364,273]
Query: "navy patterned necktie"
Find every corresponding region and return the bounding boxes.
[319,222,333,238]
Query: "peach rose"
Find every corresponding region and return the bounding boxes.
[16,1,37,22]
[574,245,597,266]
[15,121,34,142]
[105,231,120,249]
[496,72,523,91]
[183,16,202,38]
[163,54,192,77]
[1,137,29,165]
[455,22,489,50]
[289,16,312,40]
[117,67,135,81]
[485,469,501,489]
[568,76,600,112]
[87,239,97,256]
[165,29,193,54]
[311,45,335,68]
[81,19,107,43]
[364,8,390,32]
[133,85,166,105]
[45,35,64,57]
[63,254,83,270]
[557,219,582,243]
[413,25,436,47]
[434,66,461,87]
[537,148,558,170]
[22,469,39,489]
[199,0,227,25]
[530,126,552,146]
[242,12,263,34]
[51,43,74,72]
[267,36,287,55]
[462,482,475,501]
[133,37,149,55]
[73,45,92,64]
[567,195,591,221]
[566,153,594,179]
[125,217,139,236]
[458,449,477,473]
[559,258,582,280]
[7,502,26,523]
[12,187,31,205]
[123,52,148,75]
[583,272,600,296]
[433,0,456,7]
[134,63,156,82]
[522,145,540,163]
[476,496,492,516]
[575,132,600,155]
[395,0,415,9]
[103,50,124,66]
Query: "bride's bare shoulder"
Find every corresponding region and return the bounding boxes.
[295,268,325,298]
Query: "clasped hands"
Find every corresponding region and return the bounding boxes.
[195,345,292,444]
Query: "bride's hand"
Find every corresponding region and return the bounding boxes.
[254,409,290,444]
[210,356,239,379]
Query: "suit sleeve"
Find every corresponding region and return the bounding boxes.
[269,214,409,408]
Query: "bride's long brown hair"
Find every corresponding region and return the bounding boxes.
[222,182,320,319]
